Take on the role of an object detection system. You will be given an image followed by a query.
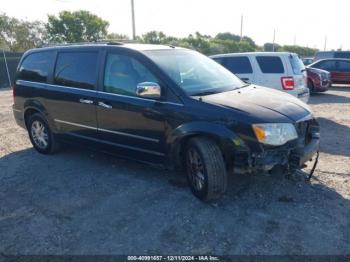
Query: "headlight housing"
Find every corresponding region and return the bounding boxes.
[252,123,298,146]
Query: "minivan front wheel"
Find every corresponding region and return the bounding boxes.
[185,137,227,201]
[27,113,59,154]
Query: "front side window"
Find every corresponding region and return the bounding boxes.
[144,49,244,96]
[103,53,159,97]
[223,56,253,74]
[54,52,98,89]
[314,60,337,71]
[337,61,350,71]
[256,56,285,74]
[17,51,55,83]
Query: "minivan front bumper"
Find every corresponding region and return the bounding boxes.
[232,118,319,174]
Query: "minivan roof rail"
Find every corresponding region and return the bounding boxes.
[41,40,139,48]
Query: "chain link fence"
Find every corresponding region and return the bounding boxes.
[0,51,23,88]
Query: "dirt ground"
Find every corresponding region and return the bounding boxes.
[0,87,349,255]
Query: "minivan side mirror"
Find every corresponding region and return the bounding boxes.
[136,82,161,99]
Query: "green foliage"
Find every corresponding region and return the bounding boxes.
[46,10,109,43]
[106,33,129,41]
[215,32,241,41]
[280,45,318,57]
[139,31,256,55]
[0,13,47,52]
[263,42,281,52]
[1,10,320,57]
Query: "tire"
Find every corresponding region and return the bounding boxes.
[185,137,227,201]
[27,113,60,154]
[307,79,315,93]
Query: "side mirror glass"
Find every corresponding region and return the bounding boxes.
[136,82,161,99]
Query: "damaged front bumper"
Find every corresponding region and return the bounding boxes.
[233,119,320,174]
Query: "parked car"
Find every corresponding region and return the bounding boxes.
[12,43,320,201]
[210,52,309,103]
[314,51,350,61]
[305,67,331,92]
[302,57,314,66]
[309,58,350,85]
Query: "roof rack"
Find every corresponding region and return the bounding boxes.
[41,40,131,48]
[41,39,142,48]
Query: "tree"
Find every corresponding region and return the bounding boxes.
[106,33,129,41]
[0,13,48,52]
[141,31,167,44]
[263,42,280,52]
[280,45,318,57]
[46,10,109,43]
[215,32,241,41]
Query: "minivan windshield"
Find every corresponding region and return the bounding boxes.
[144,49,245,96]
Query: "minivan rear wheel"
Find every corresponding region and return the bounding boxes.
[185,137,227,201]
[27,113,60,154]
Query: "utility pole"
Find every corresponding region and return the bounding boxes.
[131,0,136,40]
[293,35,296,46]
[240,15,243,41]
[272,29,276,52]
[324,36,327,51]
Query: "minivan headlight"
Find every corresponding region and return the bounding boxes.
[252,123,298,146]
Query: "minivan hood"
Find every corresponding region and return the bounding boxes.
[196,85,312,122]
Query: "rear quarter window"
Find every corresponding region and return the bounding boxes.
[222,56,253,74]
[289,55,305,75]
[256,56,285,74]
[17,51,55,83]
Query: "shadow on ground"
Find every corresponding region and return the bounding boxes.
[1,146,349,255]
[309,91,350,105]
[316,117,350,157]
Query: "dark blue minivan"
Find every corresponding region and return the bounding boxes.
[12,43,320,201]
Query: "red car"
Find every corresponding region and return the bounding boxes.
[309,58,350,85]
[306,67,331,92]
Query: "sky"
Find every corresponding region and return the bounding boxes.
[2,0,350,50]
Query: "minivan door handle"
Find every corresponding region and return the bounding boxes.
[79,99,94,104]
[98,101,112,109]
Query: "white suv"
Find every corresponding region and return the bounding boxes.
[211,52,310,103]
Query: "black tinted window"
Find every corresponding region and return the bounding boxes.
[223,57,253,74]
[256,56,285,73]
[104,53,158,96]
[314,60,337,71]
[337,61,350,71]
[17,52,54,82]
[54,52,98,89]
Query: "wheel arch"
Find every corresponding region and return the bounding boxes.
[167,122,248,171]
[23,100,56,132]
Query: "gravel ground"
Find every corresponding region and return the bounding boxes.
[0,87,349,255]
